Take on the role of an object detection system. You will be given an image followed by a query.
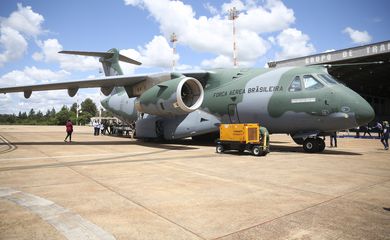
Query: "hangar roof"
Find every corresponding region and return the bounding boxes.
[268,40,390,98]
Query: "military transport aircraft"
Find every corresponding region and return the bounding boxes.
[0,49,375,153]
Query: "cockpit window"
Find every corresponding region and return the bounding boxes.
[303,75,323,90]
[289,76,302,92]
[318,74,339,84]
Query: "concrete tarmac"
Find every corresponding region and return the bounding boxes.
[0,125,389,240]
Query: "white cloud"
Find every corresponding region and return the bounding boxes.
[0,66,102,114]
[119,35,179,73]
[222,0,246,13]
[324,49,335,53]
[0,27,28,67]
[2,3,44,37]
[32,51,44,61]
[343,27,372,44]
[33,36,175,75]
[119,49,141,75]
[0,67,76,114]
[204,2,218,15]
[201,55,232,68]
[139,35,177,68]
[33,38,100,72]
[0,3,44,67]
[124,0,295,67]
[0,89,101,115]
[236,0,295,33]
[124,0,143,6]
[0,66,70,87]
[275,28,315,60]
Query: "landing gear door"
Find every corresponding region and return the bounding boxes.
[228,104,240,123]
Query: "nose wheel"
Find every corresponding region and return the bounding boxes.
[303,138,325,153]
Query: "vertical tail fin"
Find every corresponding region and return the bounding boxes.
[59,48,141,76]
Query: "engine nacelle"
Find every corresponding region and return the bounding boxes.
[135,76,204,116]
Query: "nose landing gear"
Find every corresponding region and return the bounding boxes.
[303,138,325,153]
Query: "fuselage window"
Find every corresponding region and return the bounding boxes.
[289,76,302,92]
[318,74,339,84]
[303,75,323,90]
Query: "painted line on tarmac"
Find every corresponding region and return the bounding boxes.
[0,134,16,154]
[0,151,154,161]
[0,187,116,240]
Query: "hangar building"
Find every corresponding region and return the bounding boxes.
[268,40,390,120]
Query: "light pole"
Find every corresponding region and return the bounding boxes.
[77,110,82,125]
[228,7,239,67]
[170,33,178,71]
[76,93,80,125]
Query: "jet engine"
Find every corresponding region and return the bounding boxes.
[135,76,204,116]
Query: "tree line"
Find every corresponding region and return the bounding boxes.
[0,98,104,125]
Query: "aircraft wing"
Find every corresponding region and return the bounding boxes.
[0,74,146,98]
[0,70,209,99]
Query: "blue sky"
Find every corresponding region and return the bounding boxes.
[0,0,389,114]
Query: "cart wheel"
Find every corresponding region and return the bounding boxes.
[252,146,261,156]
[216,144,224,153]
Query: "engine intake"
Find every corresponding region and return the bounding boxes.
[135,76,204,116]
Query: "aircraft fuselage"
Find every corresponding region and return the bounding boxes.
[102,66,374,141]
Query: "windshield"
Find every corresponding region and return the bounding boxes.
[317,73,340,85]
[289,76,302,92]
[303,75,324,90]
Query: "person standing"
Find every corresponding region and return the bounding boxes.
[330,131,337,148]
[93,120,99,136]
[376,121,383,138]
[380,121,389,150]
[103,121,109,135]
[100,122,104,135]
[355,126,360,138]
[64,119,73,142]
[362,124,372,137]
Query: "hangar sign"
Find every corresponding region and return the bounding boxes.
[269,40,390,67]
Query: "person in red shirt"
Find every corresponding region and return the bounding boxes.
[64,119,73,142]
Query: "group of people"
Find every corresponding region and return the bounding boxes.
[329,120,389,150]
[63,119,389,150]
[62,119,114,142]
[92,120,111,136]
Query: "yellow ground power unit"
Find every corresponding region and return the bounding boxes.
[216,123,270,156]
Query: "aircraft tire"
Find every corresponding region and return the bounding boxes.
[216,144,224,153]
[318,138,325,152]
[303,138,319,153]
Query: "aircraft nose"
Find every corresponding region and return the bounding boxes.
[355,97,375,126]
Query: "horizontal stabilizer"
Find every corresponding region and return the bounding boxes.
[59,50,142,65]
